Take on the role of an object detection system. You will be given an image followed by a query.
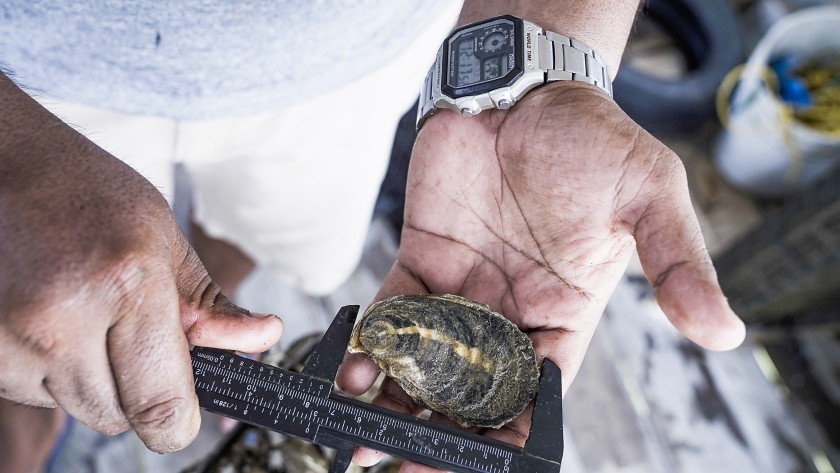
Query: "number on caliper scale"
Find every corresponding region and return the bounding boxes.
[191,305,564,473]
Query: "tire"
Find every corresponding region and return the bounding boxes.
[613,0,745,134]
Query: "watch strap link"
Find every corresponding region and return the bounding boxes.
[417,59,437,129]
[537,32,613,97]
[417,20,614,129]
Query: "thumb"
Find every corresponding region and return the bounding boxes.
[634,174,745,351]
[174,239,284,354]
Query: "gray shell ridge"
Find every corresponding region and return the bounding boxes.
[348,294,539,428]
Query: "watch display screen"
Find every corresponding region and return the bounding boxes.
[446,18,517,90]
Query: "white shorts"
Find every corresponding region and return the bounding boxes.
[32,4,461,295]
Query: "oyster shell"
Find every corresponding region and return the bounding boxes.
[348,294,538,428]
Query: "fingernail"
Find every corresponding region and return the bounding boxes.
[246,311,274,319]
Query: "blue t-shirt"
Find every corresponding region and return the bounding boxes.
[0,0,450,119]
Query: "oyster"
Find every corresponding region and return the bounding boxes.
[348,294,538,428]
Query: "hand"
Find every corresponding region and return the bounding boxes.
[337,82,745,470]
[0,80,284,452]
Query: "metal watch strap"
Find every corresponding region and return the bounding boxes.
[418,25,613,128]
[418,51,442,129]
[537,31,613,97]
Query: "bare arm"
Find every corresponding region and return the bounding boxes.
[0,72,284,452]
[457,0,641,75]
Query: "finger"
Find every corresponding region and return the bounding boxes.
[0,329,54,407]
[175,244,284,354]
[353,377,426,467]
[354,444,387,468]
[336,261,428,396]
[43,304,129,434]
[400,460,448,473]
[336,352,380,396]
[634,160,745,351]
[181,292,283,354]
[528,329,597,396]
[45,359,129,435]
[479,403,533,447]
[107,269,200,453]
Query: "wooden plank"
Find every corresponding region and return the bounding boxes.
[563,277,819,472]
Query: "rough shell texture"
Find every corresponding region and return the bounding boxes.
[348,294,538,428]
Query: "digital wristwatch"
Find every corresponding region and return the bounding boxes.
[417,15,613,129]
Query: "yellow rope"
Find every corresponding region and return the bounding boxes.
[715,64,778,129]
[716,59,840,182]
[794,61,840,135]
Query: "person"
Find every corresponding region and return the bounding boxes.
[0,0,746,471]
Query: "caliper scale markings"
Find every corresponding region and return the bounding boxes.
[191,305,563,473]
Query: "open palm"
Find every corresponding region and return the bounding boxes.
[338,82,744,470]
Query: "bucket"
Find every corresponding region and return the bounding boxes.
[713,6,840,197]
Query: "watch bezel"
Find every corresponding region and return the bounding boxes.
[441,15,525,99]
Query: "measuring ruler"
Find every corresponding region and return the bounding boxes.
[191,305,563,473]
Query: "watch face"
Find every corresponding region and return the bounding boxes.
[442,16,523,98]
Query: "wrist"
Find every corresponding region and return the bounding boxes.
[457,0,641,76]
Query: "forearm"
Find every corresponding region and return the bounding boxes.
[0,72,52,155]
[458,0,641,77]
